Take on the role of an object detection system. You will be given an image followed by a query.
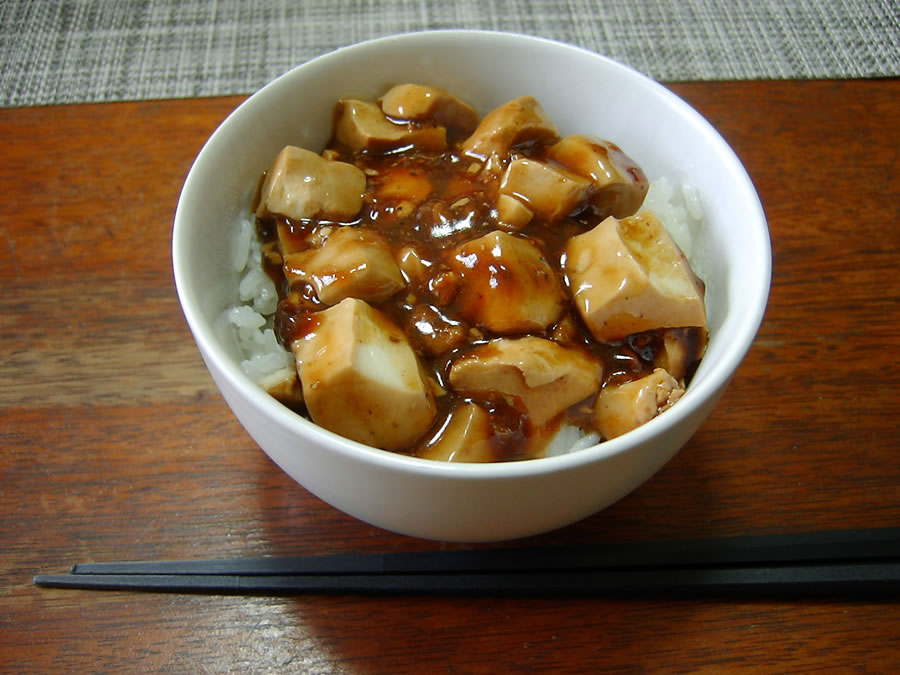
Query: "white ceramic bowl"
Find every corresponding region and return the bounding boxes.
[173,30,770,542]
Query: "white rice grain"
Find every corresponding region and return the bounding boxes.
[643,176,702,259]
[232,217,253,272]
[239,266,278,314]
[228,305,265,329]
[681,183,704,221]
[544,425,601,457]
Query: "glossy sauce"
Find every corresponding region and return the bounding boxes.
[257,139,703,461]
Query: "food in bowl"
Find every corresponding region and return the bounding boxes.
[173,31,770,541]
[226,83,708,462]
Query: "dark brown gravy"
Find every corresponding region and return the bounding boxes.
[256,139,704,461]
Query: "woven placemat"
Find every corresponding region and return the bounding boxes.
[1,0,897,108]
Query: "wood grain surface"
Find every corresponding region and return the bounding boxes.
[2,79,898,673]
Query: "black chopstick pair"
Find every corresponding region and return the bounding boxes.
[33,527,900,597]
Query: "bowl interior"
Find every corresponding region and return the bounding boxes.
[173,30,771,476]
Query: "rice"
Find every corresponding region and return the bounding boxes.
[544,425,602,457]
[642,176,703,260]
[223,178,703,455]
[226,218,291,382]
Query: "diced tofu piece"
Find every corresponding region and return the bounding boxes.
[334,99,447,153]
[654,327,709,383]
[369,165,433,222]
[257,367,303,406]
[256,146,366,222]
[499,158,592,221]
[547,135,649,219]
[449,230,565,334]
[549,314,581,345]
[406,304,468,357]
[275,220,312,255]
[282,226,405,305]
[280,287,326,315]
[449,337,602,427]
[379,84,479,136]
[291,298,437,450]
[564,212,707,341]
[417,403,496,462]
[396,245,434,285]
[427,269,461,307]
[594,368,684,439]
[373,166,433,203]
[495,193,534,230]
[461,97,558,162]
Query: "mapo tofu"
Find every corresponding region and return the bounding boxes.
[247,84,708,461]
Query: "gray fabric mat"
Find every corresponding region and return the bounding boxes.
[1,0,897,108]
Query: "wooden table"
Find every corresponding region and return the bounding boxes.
[2,79,898,672]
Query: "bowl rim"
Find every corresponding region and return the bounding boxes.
[173,29,771,481]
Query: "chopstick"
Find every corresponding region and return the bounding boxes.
[32,564,900,596]
[33,527,900,597]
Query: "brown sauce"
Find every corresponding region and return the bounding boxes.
[256,134,703,461]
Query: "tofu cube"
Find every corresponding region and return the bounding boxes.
[417,403,496,462]
[594,368,684,439]
[461,97,558,162]
[396,245,433,286]
[379,84,479,136]
[565,212,707,341]
[334,99,447,153]
[449,337,602,427]
[256,146,366,222]
[499,158,592,221]
[406,304,468,357]
[495,193,534,230]
[373,166,433,203]
[291,298,437,450]
[449,230,565,334]
[282,226,405,305]
[547,135,649,219]
[257,367,303,406]
[654,326,708,384]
